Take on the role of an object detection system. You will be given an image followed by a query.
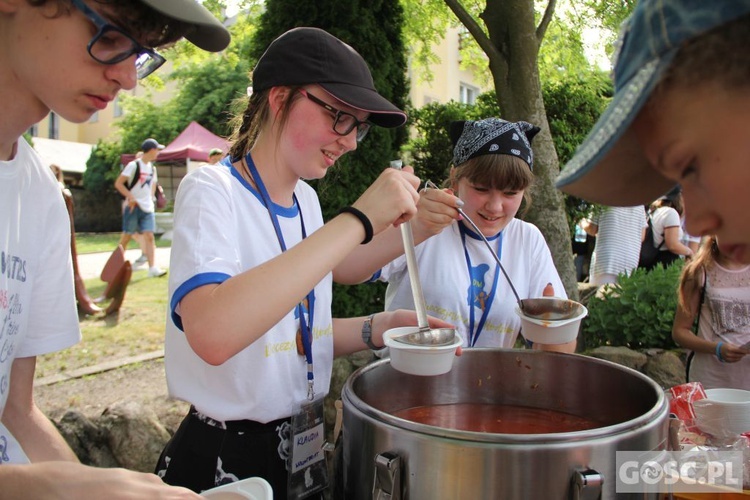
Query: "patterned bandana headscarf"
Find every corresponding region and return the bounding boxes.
[450,118,541,170]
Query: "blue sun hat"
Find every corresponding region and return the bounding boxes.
[556,0,750,206]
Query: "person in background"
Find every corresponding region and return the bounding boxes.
[207,147,223,165]
[155,27,455,498]
[581,206,646,286]
[647,193,694,268]
[127,151,149,268]
[373,118,574,353]
[673,236,750,389]
[556,0,750,267]
[114,138,167,278]
[0,0,229,497]
[571,220,592,282]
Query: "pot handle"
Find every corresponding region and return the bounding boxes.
[373,451,401,500]
[570,468,603,500]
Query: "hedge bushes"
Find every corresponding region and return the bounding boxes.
[581,261,685,350]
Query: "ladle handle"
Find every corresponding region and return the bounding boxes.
[400,221,430,330]
[391,160,430,330]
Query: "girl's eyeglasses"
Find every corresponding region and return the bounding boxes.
[299,90,371,142]
[71,0,166,79]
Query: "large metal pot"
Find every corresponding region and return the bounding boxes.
[341,349,669,499]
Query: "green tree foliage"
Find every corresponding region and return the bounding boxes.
[582,0,636,54]
[537,5,594,83]
[252,0,409,318]
[544,71,613,233]
[83,140,126,196]
[115,97,184,155]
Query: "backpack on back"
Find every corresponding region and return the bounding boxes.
[638,215,660,270]
[127,160,141,191]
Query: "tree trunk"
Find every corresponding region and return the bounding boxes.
[481,0,578,299]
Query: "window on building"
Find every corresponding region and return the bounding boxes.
[28,124,38,137]
[459,83,479,105]
[458,27,471,52]
[48,112,59,139]
[113,97,124,118]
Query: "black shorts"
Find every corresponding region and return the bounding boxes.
[155,406,292,498]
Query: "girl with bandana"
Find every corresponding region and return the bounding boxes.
[374,118,574,352]
[674,236,750,390]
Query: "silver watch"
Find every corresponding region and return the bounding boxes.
[361,313,380,350]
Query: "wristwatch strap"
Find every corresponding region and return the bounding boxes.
[361,313,380,350]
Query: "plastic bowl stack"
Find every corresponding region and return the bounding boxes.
[693,388,750,438]
[383,327,463,376]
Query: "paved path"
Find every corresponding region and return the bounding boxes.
[76,247,172,281]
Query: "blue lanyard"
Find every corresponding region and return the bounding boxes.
[459,223,502,347]
[244,153,316,400]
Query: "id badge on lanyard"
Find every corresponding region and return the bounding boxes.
[288,395,328,498]
[244,153,328,498]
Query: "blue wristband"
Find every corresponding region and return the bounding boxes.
[716,342,725,363]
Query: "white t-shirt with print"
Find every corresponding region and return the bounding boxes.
[689,262,750,390]
[164,162,333,423]
[0,139,81,463]
[377,218,566,348]
[121,159,157,213]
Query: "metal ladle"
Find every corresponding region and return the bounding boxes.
[390,162,456,346]
[424,180,582,322]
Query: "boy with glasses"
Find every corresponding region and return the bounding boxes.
[0,0,228,497]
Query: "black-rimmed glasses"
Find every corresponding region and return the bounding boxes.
[300,90,371,142]
[71,0,166,79]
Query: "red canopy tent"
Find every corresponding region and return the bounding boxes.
[120,121,230,164]
[120,122,231,203]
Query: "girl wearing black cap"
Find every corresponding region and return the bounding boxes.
[156,27,456,498]
[376,118,574,353]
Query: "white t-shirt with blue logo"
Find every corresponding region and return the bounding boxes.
[164,162,333,423]
[378,218,565,348]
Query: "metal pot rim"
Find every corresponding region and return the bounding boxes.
[342,350,668,444]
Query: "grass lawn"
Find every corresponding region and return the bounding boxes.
[75,232,172,254]
[35,269,170,379]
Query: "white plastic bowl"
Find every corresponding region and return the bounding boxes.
[704,388,750,404]
[201,477,274,499]
[383,327,463,376]
[514,300,587,345]
[693,388,750,437]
